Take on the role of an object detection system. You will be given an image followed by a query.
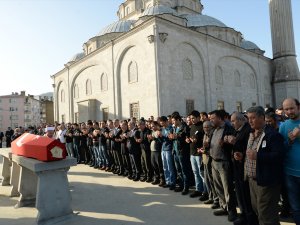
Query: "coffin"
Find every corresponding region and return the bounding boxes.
[11,133,67,161]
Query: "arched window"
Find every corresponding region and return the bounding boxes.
[182,58,193,80]
[60,89,65,103]
[215,66,223,85]
[250,73,256,89]
[126,7,130,15]
[73,84,79,98]
[234,70,241,87]
[101,73,108,91]
[86,79,92,95]
[128,61,138,83]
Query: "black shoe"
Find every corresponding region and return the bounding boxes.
[199,193,209,201]
[190,191,202,198]
[146,178,153,183]
[133,177,140,182]
[228,211,237,222]
[211,202,220,209]
[204,199,214,204]
[233,217,245,225]
[151,180,160,185]
[169,185,176,190]
[127,175,133,180]
[174,187,184,192]
[140,177,147,182]
[213,209,228,216]
[159,181,166,187]
[118,171,124,176]
[181,189,189,195]
[162,184,170,188]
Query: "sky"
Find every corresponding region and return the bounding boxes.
[0,0,299,96]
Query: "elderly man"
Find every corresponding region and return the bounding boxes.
[230,112,258,225]
[279,98,300,224]
[246,106,284,225]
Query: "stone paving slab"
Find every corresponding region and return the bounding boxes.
[0,155,296,225]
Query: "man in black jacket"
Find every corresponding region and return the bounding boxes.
[136,120,153,182]
[230,112,258,225]
[0,131,4,148]
[186,110,205,198]
[5,127,14,147]
[170,114,193,195]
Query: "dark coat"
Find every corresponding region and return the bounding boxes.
[255,125,285,186]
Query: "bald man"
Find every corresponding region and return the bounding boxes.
[279,98,300,224]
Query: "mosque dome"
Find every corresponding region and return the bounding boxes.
[69,52,85,62]
[141,5,178,17]
[184,14,227,28]
[241,40,260,50]
[97,20,135,36]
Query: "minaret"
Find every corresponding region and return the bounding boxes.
[269,0,300,106]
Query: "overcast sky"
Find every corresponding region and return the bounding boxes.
[0,0,299,96]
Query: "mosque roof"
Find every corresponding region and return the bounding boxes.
[69,52,85,62]
[97,20,135,36]
[241,40,260,50]
[141,5,178,17]
[184,14,227,28]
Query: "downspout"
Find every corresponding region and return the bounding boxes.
[111,40,117,119]
[154,24,161,116]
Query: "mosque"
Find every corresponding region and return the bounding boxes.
[51,0,300,122]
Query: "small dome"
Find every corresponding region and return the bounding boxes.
[97,20,135,36]
[69,52,85,62]
[184,14,227,27]
[141,5,178,17]
[241,40,260,50]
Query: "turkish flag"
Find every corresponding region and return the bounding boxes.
[11,133,67,161]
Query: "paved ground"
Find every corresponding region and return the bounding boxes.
[0,155,296,225]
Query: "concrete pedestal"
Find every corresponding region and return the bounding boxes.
[11,155,77,225]
[0,148,12,186]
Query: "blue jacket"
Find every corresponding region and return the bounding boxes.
[255,125,285,186]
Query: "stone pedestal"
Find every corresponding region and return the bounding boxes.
[11,155,77,225]
[0,148,12,186]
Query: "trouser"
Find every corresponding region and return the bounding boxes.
[100,144,110,167]
[285,174,300,225]
[73,143,81,162]
[248,178,281,225]
[141,148,153,179]
[113,148,123,172]
[212,160,237,213]
[161,151,176,186]
[129,153,142,178]
[151,151,164,182]
[204,159,218,202]
[65,142,74,157]
[190,155,205,192]
[122,153,132,175]
[233,161,258,225]
[174,151,192,189]
[92,144,101,167]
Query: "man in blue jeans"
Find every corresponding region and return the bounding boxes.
[159,116,176,190]
[280,98,300,225]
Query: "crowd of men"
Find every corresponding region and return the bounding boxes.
[0,97,299,225]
